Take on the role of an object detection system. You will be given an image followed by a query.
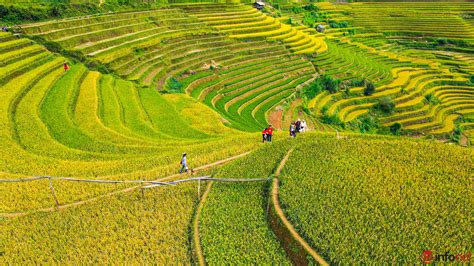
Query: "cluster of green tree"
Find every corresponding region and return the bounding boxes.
[302,74,340,99]
[165,77,183,93]
[303,76,378,100]
[28,34,114,74]
[328,20,349,28]
[0,1,166,24]
[393,38,472,53]
[306,75,402,135]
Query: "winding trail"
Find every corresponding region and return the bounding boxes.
[0,151,250,219]
[192,181,213,266]
[270,148,329,265]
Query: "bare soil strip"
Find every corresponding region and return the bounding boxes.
[192,181,213,266]
[268,148,329,265]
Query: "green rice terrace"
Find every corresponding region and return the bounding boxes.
[0,0,472,264]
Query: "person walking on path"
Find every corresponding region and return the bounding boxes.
[266,125,273,142]
[179,153,188,174]
[262,128,267,143]
[289,122,296,138]
[63,62,69,72]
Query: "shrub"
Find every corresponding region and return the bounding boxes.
[425,93,440,105]
[343,78,365,88]
[363,81,375,96]
[373,97,395,114]
[469,75,474,84]
[321,112,344,127]
[167,77,183,93]
[291,6,303,14]
[303,4,319,12]
[302,79,322,99]
[320,74,340,94]
[329,20,349,28]
[303,74,340,98]
[354,115,379,133]
[436,38,448,46]
[390,123,402,135]
[450,126,462,143]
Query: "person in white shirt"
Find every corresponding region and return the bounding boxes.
[301,120,307,133]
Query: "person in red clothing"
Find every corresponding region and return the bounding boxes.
[262,128,267,143]
[63,62,69,71]
[266,125,273,142]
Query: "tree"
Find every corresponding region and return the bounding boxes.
[303,79,322,99]
[357,115,378,133]
[320,74,339,93]
[373,97,395,114]
[167,77,183,93]
[364,81,375,96]
[390,123,402,135]
[425,93,440,105]
[303,4,319,12]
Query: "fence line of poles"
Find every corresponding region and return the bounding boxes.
[1,175,272,209]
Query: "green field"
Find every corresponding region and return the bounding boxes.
[0,0,473,264]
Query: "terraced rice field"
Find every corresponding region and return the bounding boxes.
[1,1,473,264]
[18,4,325,130]
[294,2,474,138]
[277,135,472,264]
[0,32,260,214]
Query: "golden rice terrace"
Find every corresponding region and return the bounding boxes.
[0,0,472,264]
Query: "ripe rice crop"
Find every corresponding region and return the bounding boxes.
[278,135,473,264]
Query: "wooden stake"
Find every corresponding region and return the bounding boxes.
[48,177,60,209]
[266,178,273,217]
[197,179,201,200]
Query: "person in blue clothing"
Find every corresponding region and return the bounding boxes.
[179,153,188,174]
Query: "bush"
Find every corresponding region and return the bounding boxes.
[321,112,344,128]
[356,115,379,133]
[320,74,340,94]
[291,6,303,14]
[469,75,474,84]
[303,74,340,98]
[343,78,365,88]
[390,123,402,136]
[363,81,375,96]
[450,126,462,143]
[302,79,322,99]
[436,38,448,46]
[373,97,395,114]
[329,20,349,28]
[425,93,440,105]
[303,4,319,12]
[167,77,183,93]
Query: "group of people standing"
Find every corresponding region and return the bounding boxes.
[262,125,274,143]
[289,119,307,138]
[180,119,308,173]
